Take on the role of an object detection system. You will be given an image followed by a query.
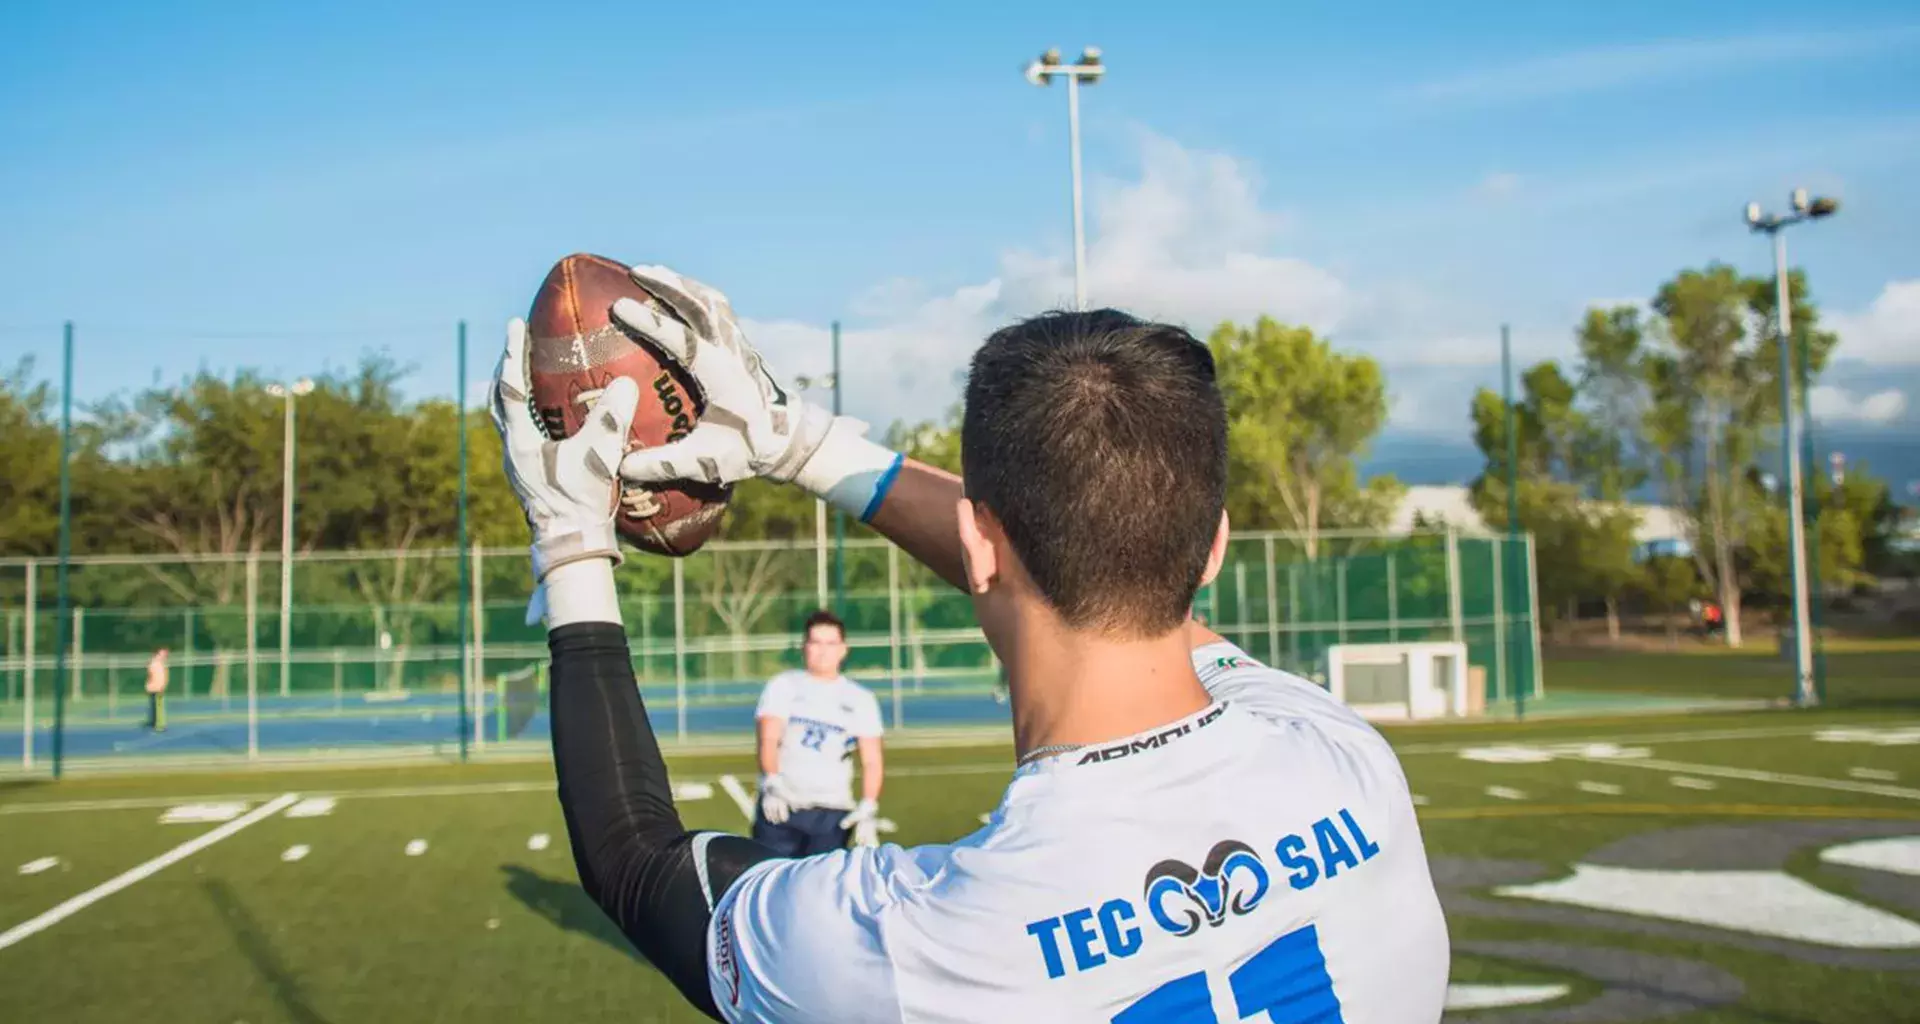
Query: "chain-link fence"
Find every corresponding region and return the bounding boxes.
[0,528,1538,772]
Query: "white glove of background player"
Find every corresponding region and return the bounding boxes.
[491,318,636,626]
[611,265,901,518]
[840,798,881,849]
[758,773,797,825]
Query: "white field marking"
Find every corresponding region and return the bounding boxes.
[283,797,336,818]
[1459,746,1555,764]
[527,834,551,852]
[0,793,299,952]
[1497,863,1920,948]
[1445,984,1571,1011]
[404,839,428,857]
[1819,837,1920,877]
[672,782,715,802]
[159,802,249,824]
[1459,742,1649,764]
[1575,755,1920,801]
[1816,727,1920,747]
[876,818,898,834]
[281,845,310,863]
[0,763,1018,818]
[17,857,60,875]
[1484,786,1528,801]
[1670,777,1718,791]
[1399,721,1910,757]
[978,813,994,825]
[1849,767,1899,782]
[715,775,755,822]
[1578,781,1624,796]
[1411,794,1431,806]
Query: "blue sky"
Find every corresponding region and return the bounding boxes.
[2,0,1917,482]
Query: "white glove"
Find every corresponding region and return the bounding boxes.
[611,265,902,519]
[840,798,880,849]
[758,774,797,825]
[490,318,637,625]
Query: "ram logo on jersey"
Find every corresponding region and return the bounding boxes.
[1023,807,1382,979]
[1143,840,1269,937]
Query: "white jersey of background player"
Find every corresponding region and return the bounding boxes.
[505,263,1450,1024]
[756,663,884,810]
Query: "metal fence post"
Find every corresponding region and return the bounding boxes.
[1491,537,1507,703]
[815,500,828,608]
[246,552,260,760]
[1525,532,1545,699]
[888,545,902,730]
[471,543,485,749]
[70,607,84,702]
[673,557,687,742]
[183,608,194,698]
[1262,535,1278,666]
[1233,562,1248,650]
[22,559,35,770]
[1386,551,1398,643]
[1445,527,1464,648]
[1335,561,1348,644]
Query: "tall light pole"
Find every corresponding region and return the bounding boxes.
[1026,46,1105,311]
[1745,188,1838,707]
[265,377,314,698]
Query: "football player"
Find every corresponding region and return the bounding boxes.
[491,263,1448,1023]
[753,610,886,854]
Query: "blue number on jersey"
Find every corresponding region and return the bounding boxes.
[800,723,829,751]
[1112,924,1342,1023]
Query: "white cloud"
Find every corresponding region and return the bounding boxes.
[740,131,1358,430]
[1402,26,1920,107]
[1830,279,1920,364]
[1809,385,1909,425]
[1475,172,1522,199]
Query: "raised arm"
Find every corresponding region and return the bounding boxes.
[491,320,774,1022]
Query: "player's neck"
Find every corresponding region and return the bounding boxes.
[1007,624,1211,761]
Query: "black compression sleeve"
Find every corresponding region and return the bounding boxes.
[547,621,776,1020]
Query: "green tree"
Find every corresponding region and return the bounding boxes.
[0,360,63,558]
[1635,555,1701,645]
[1468,361,1642,637]
[1209,317,1398,559]
[1631,264,1838,647]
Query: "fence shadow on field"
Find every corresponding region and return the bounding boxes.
[500,865,646,965]
[202,879,333,1024]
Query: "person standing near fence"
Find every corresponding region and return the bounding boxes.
[145,647,169,733]
[752,610,885,855]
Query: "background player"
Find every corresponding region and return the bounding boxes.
[492,263,1447,1022]
[754,610,885,853]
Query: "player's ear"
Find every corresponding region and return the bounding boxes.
[1197,510,1231,588]
[956,498,998,595]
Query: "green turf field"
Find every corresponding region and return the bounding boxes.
[3,704,1918,1022]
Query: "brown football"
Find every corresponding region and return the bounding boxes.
[526,253,730,556]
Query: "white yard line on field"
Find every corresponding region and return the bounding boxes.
[1395,721,1915,757]
[715,775,756,822]
[0,763,1017,817]
[0,793,299,952]
[1577,756,1920,801]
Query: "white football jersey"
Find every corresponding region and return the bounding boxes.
[708,642,1449,1023]
[757,671,886,812]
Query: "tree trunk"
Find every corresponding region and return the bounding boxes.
[1605,597,1620,642]
[1723,585,1743,648]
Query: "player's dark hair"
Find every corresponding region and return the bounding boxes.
[801,609,846,642]
[962,309,1227,637]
